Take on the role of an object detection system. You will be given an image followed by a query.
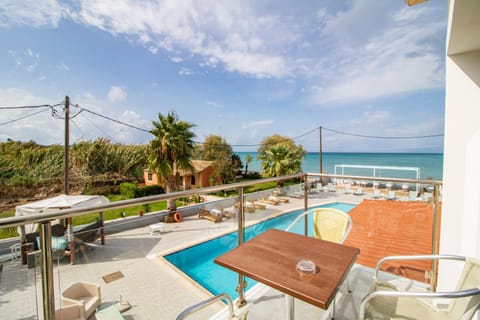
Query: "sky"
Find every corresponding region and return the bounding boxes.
[0,0,447,153]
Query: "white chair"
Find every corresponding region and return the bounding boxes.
[372,189,382,199]
[61,282,101,319]
[360,254,480,320]
[386,191,396,200]
[354,187,365,196]
[55,303,84,320]
[344,184,352,194]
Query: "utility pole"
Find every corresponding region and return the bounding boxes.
[319,126,323,174]
[64,96,75,264]
[64,96,70,195]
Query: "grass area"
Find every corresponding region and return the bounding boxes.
[0,208,17,238]
[0,197,171,240]
[0,177,302,240]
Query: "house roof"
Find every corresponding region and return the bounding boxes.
[144,160,214,176]
[176,160,214,176]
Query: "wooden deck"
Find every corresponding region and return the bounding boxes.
[344,199,441,283]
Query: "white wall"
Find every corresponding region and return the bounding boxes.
[439,47,480,289]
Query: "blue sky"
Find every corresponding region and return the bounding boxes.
[0,1,446,152]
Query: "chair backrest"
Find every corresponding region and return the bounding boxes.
[449,257,480,319]
[408,190,417,200]
[312,208,352,244]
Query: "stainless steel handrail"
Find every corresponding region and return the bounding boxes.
[0,174,303,229]
[176,293,238,320]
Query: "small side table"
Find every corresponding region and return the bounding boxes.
[149,222,165,235]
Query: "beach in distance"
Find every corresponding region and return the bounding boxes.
[235,152,444,181]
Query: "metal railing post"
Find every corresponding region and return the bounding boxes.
[304,173,309,236]
[39,222,55,320]
[236,187,247,307]
[431,183,441,290]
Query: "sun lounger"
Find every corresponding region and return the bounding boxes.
[198,208,222,223]
[269,195,289,203]
[247,200,266,210]
[257,197,279,206]
[353,187,365,196]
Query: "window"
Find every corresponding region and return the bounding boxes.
[191,175,196,185]
[147,173,153,181]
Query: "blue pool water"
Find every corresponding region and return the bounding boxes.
[165,202,356,300]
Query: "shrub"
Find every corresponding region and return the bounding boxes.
[120,182,137,198]
[134,185,164,198]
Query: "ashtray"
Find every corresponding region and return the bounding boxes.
[296,259,316,275]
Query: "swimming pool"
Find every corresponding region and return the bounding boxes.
[164,202,356,300]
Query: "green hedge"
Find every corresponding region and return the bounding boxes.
[134,185,164,198]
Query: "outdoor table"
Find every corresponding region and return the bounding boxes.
[214,229,360,320]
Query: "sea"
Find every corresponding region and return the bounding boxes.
[235,152,444,181]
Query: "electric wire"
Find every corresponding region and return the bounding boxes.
[78,112,115,141]
[2,101,444,148]
[71,104,150,133]
[0,107,51,126]
[322,126,443,139]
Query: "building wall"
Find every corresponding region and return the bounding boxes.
[144,170,159,186]
[440,0,480,291]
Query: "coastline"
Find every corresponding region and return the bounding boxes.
[236,151,444,180]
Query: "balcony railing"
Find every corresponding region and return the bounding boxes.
[0,172,441,320]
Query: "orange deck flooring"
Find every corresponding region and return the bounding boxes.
[343,199,441,283]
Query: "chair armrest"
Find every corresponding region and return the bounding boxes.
[373,254,466,281]
[359,287,480,320]
[285,210,309,233]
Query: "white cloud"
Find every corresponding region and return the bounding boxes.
[170,56,183,63]
[68,92,151,144]
[68,1,293,78]
[8,48,40,72]
[310,2,445,105]
[56,63,70,71]
[107,86,127,103]
[0,88,64,144]
[244,119,274,128]
[207,101,223,108]
[1,1,447,109]
[179,67,194,76]
[0,0,63,28]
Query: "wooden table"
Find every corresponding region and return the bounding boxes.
[214,229,360,319]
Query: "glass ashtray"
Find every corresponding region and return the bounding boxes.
[296,259,316,275]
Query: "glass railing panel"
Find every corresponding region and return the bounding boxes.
[0,229,43,319]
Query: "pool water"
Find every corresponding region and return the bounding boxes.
[165,202,356,300]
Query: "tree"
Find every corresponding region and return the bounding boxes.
[200,135,235,184]
[257,134,304,186]
[257,134,305,159]
[149,111,196,210]
[230,153,243,180]
[245,153,252,176]
[258,144,302,178]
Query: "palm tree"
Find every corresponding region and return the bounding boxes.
[259,145,301,178]
[258,144,301,191]
[149,111,196,210]
[245,153,252,176]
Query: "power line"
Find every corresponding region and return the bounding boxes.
[322,126,444,139]
[0,102,63,110]
[0,107,51,126]
[71,104,151,133]
[79,112,115,141]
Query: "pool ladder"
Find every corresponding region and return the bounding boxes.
[176,293,246,320]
